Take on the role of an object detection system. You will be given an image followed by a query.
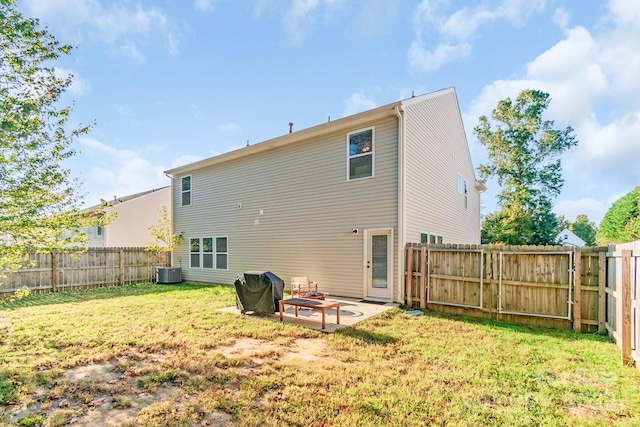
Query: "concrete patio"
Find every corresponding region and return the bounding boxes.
[219,296,400,332]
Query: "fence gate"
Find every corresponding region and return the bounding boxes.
[498,250,574,320]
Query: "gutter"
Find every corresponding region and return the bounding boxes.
[395,105,405,304]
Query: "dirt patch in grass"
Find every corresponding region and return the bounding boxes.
[223,337,330,363]
[7,338,329,426]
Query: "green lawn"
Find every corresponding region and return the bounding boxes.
[0,283,638,426]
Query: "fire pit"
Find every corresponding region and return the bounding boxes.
[299,291,328,300]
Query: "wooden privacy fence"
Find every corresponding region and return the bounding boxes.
[405,242,639,368]
[605,242,639,367]
[0,248,171,294]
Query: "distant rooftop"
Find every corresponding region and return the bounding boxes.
[82,186,170,213]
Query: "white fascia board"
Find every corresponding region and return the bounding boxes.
[400,87,455,108]
[164,102,400,177]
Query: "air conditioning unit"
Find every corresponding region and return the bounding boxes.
[156,267,182,284]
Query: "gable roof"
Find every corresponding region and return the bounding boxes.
[556,228,586,246]
[82,186,170,213]
[165,88,459,178]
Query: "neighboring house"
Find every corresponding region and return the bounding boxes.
[556,228,586,247]
[165,88,485,302]
[82,186,171,247]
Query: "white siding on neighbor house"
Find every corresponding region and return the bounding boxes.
[85,226,105,247]
[172,116,399,299]
[403,89,482,244]
[105,187,171,247]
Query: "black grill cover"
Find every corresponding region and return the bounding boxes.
[234,271,284,314]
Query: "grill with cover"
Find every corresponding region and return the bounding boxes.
[234,271,284,314]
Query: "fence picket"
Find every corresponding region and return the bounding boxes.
[0,248,170,294]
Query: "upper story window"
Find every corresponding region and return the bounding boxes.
[457,174,463,193]
[464,180,469,210]
[181,175,191,206]
[348,127,374,180]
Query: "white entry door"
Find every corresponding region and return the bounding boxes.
[365,229,393,300]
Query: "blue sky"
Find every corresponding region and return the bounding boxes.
[19,0,640,225]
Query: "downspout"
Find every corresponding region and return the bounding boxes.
[165,172,174,267]
[395,105,405,304]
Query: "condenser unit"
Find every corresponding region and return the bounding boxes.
[156,267,182,284]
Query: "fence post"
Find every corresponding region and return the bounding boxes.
[119,249,125,286]
[51,252,57,292]
[420,247,427,309]
[573,250,582,332]
[621,249,632,365]
[598,251,607,333]
[405,245,413,308]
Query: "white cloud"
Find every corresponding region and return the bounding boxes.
[194,0,216,13]
[54,67,91,96]
[352,0,399,38]
[118,42,146,64]
[283,0,321,46]
[281,0,346,46]
[466,0,640,224]
[409,0,548,72]
[217,122,241,133]
[78,138,169,202]
[553,8,570,29]
[554,199,608,225]
[408,41,472,72]
[342,92,377,117]
[23,0,180,60]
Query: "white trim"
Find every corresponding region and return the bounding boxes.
[363,228,394,300]
[395,105,405,304]
[346,126,375,181]
[420,231,444,244]
[181,175,192,207]
[189,237,201,268]
[215,236,229,271]
[400,87,455,108]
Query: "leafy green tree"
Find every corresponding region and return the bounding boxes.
[146,206,182,254]
[0,0,104,278]
[596,187,640,244]
[569,214,597,246]
[475,89,577,245]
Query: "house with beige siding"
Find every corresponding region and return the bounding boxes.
[82,186,171,247]
[165,88,484,303]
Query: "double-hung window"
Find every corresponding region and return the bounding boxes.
[190,236,228,270]
[202,238,213,268]
[181,176,191,206]
[348,127,374,180]
[190,238,200,268]
[464,180,469,210]
[216,237,228,270]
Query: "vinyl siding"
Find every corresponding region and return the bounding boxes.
[403,89,482,244]
[105,187,171,247]
[172,116,399,299]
